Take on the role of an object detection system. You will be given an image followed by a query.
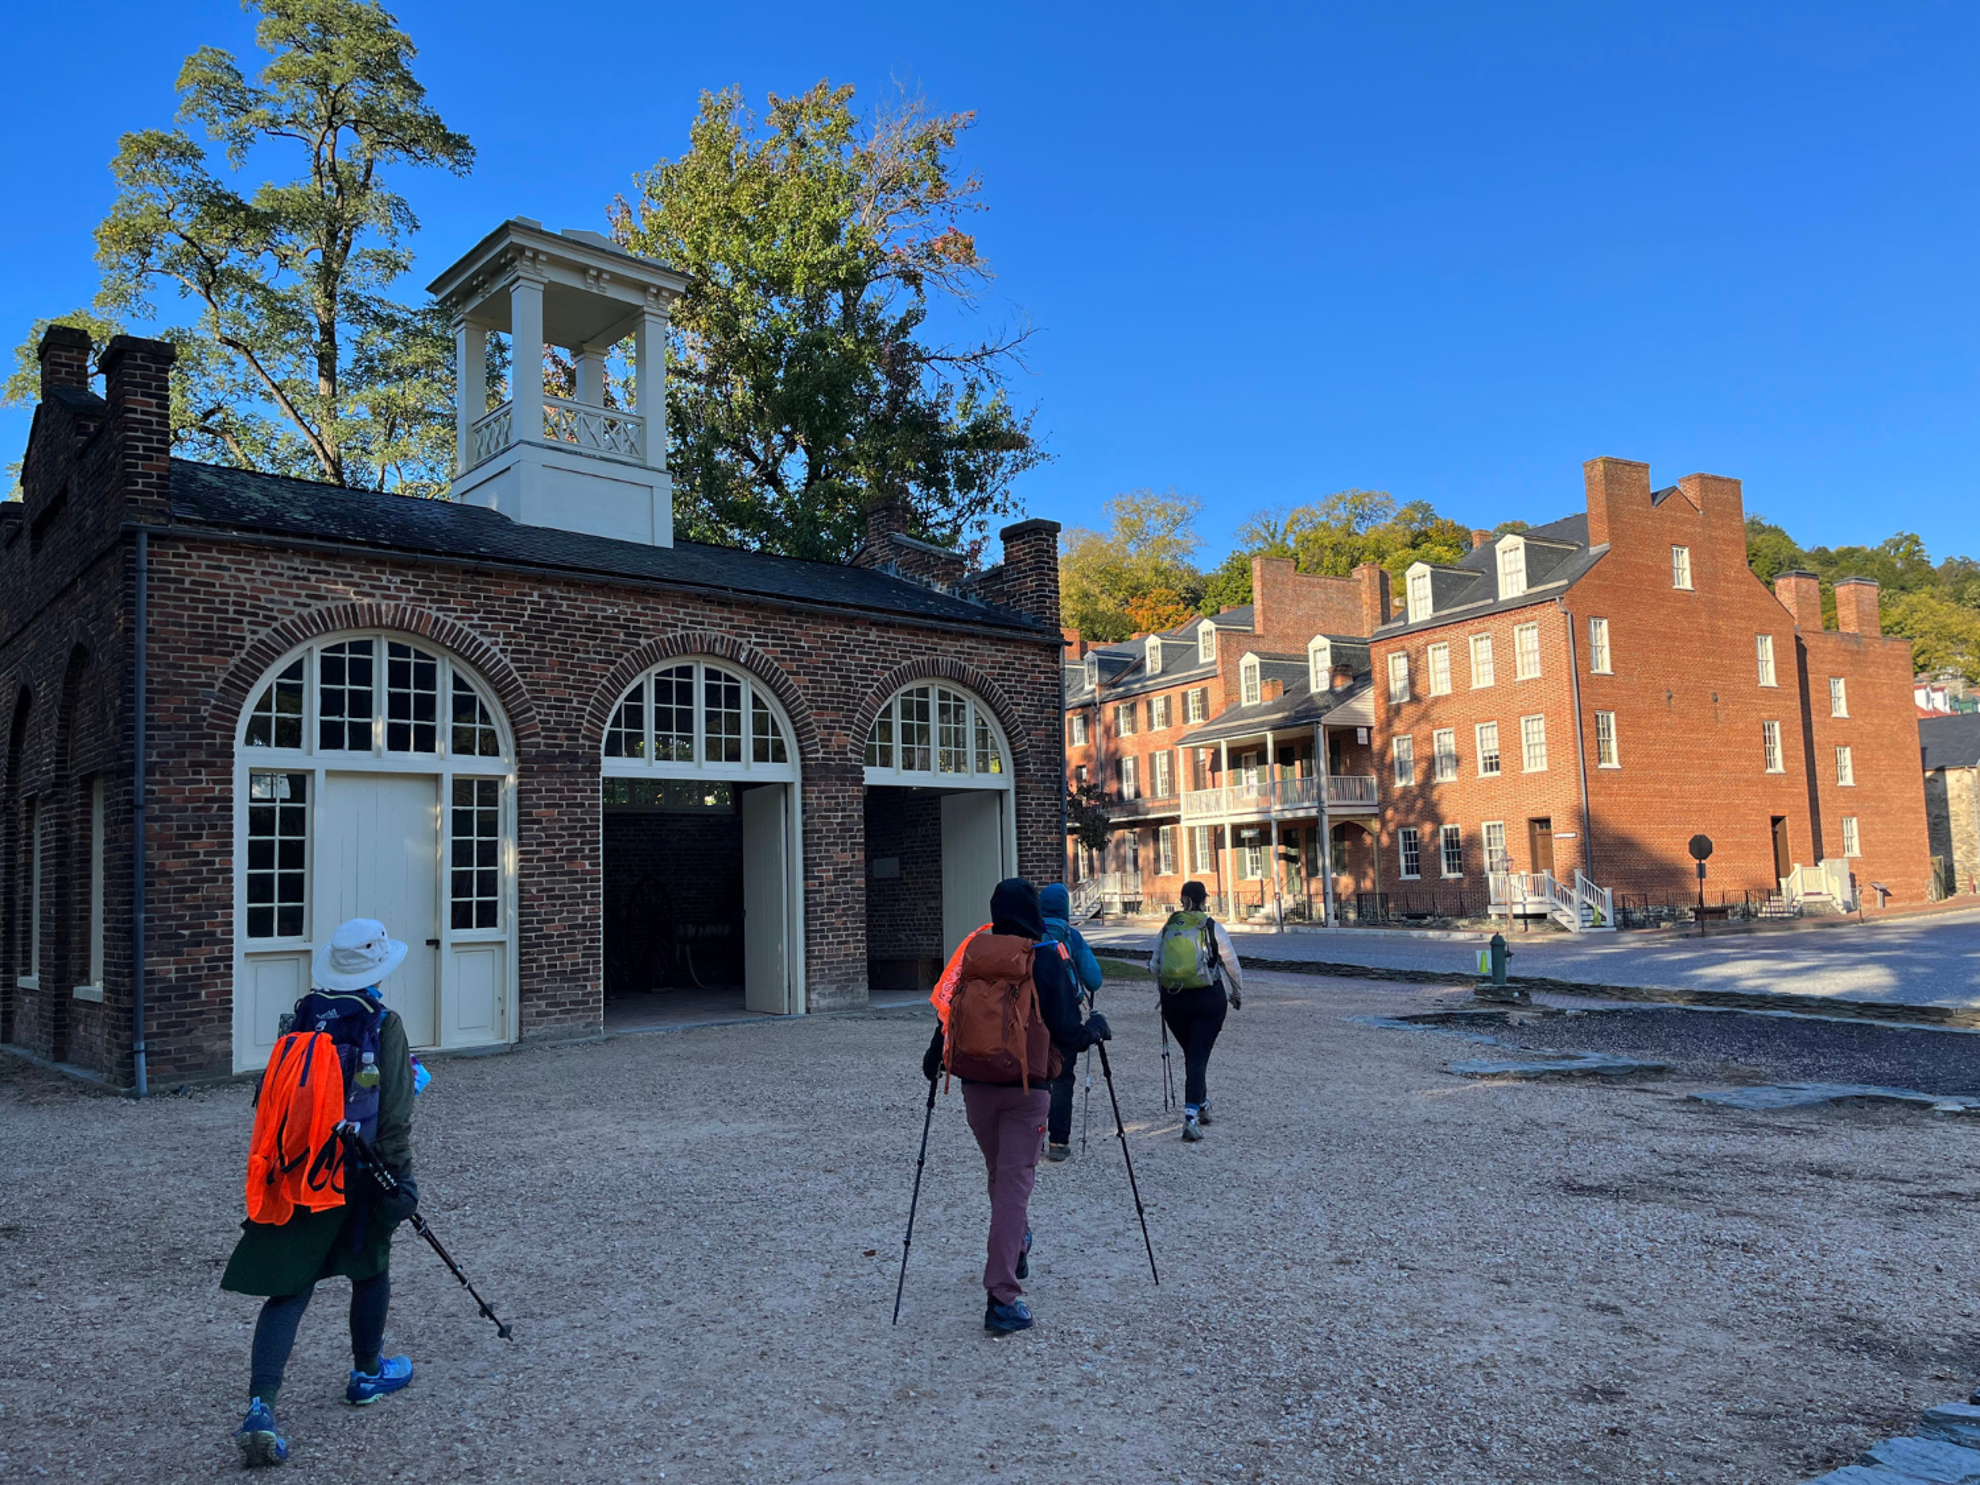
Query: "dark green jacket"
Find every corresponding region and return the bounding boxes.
[222,1001,414,1298]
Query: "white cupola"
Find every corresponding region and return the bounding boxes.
[427,218,689,546]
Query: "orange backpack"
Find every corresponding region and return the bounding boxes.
[944,934,1064,1090]
[245,1031,350,1226]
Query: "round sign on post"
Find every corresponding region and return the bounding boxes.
[1688,834,1714,862]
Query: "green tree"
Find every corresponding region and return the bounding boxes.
[8,0,472,494]
[1058,489,1204,641]
[1198,549,1254,614]
[613,82,1042,561]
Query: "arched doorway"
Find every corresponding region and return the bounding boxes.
[599,658,802,1020]
[862,682,1015,994]
[232,633,518,1072]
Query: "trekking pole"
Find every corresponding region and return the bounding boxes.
[892,1077,939,1326]
[1093,1038,1159,1286]
[1080,988,1096,1154]
[1158,1014,1176,1112]
[337,1128,514,1341]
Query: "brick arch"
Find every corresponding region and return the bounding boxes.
[211,603,539,748]
[581,631,820,764]
[849,658,1032,771]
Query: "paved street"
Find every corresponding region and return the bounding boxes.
[1089,908,1980,1009]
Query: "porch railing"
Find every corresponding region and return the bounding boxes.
[1180,774,1377,822]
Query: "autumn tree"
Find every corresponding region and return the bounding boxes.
[1058,489,1204,641]
[613,82,1041,561]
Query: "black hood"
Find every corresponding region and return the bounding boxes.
[989,878,1044,940]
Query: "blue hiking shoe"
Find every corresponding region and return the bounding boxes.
[345,1355,413,1406]
[984,1298,1034,1335]
[233,1398,288,1468]
[1016,1227,1033,1281]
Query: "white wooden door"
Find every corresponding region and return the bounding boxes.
[741,784,789,1015]
[941,791,1006,960]
[318,773,440,1047]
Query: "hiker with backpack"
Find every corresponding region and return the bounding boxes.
[1038,882,1104,1162]
[1155,881,1244,1143]
[920,878,1112,1334]
[224,919,424,1467]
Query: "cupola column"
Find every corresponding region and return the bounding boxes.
[635,301,670,470]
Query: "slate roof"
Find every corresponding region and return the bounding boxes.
[1920,713,1980,771]
[1374,512,1609,638]
[167,460,1043,632]
[1180,641,1375,747]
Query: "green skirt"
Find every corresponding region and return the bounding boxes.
[221,1201,394,1298]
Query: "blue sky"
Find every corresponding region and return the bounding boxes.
[4,1,1975,563]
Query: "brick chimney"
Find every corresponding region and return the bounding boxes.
[39,325,93,399]
[1774,569,1823,630]
[1330,661,1354,691]
[1471,528,1491,551]
[1355,561,1391,632]
[99,335,177,526]
[1263,677,1285,701]
[1062,626,1086,658]
[851,493,907,570]
[1834,577,1881,637]
[990,517,1062,629]
[1582,456,1651,550]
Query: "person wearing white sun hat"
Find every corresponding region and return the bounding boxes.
[223,918,424,1467]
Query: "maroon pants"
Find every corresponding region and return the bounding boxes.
[961,1081,1050,1304]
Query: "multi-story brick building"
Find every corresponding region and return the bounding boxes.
[1064,456,1932,927]
[1,219,1064,1088]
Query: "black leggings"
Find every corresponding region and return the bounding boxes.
[1160,984,1228,1110]
[1045,1058,1078,1145]
[250,1272,390,1401]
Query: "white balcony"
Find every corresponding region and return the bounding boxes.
[470,396,648,469]
[1180,774,1378,822]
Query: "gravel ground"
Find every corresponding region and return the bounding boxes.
[1090,907,1980,1008]
[1491,1007,1980,1094]
[8,971,1980,1484]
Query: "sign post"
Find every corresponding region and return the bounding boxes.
[1689,834,1714,937]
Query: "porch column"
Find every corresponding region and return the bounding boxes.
[510,274,546,432]
[453,315,484,474]
[1317,722,1335,927]
[1265,728,1280,930]
[634,303,671,469]
[1218,738,1232,918]
[575,342,609,406]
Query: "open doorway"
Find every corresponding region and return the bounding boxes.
[864,786,1010,1000]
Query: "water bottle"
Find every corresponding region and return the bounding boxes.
[356,1051,380,1089]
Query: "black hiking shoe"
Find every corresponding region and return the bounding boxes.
[984,1298,1034,1334]
[1016,1227,1033,1280]
[1045,1142,1071,1162]
[1198,1101,1213,1126]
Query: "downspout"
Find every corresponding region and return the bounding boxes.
[132,529,148,1099]
[1558,599,1594,881]
[1316,721,1335,927]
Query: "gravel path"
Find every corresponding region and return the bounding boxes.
[7,972,1980,1483]
[1090,907,1980,1009]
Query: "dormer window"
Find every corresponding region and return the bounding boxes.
[1146,635,1163,675]
[1406,565,1433,623]
[1308,636,1333,693]
[1084,654,1098,690]
[1240,655,1261,706]
[1198,622,1216,663]
[1497,536,1527,599]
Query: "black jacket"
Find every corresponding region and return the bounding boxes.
[922,879,1098,1078]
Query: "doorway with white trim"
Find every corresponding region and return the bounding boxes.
[231,634,518,1073]
[599,659,802,1027]
[862,682,1015,997]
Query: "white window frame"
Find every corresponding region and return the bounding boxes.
[1514,623,1542,681]
[1470,634,1495,689]
[1475,721,1501,778]
[1239,837,1265,880]
[1151,694,1171,731]
[1070,712,1087,746]
[1158,824,1177,877]
[1432,728,1458,782]
[1841,815,1860,857]
[1185,687,1206,724]
[1756,633,1777,688]
[1482,819,1509,873]
[1520,714,1548,772]
[1308,635,1332,694]
[1198,622,1216,663]
[1152,750,1174,799]
[1594,710,1618,768]
[1836,745,1855,787]
[1406,565,1433,623]
[1398,826,1422,880]
[1387,652,1410,704]
[1146,635,1164,675]
[1190,824,1214,874]
[1829,677,1848,718]
[1761,720,1784,773]
[1496,536,1527,599]
[1587,617,1611,675]
[1241,656,1262,706]
[1116,701,1137,737]
[1392,734,1415,786]
[1671,545,1693,590]
[1118,755,1139,800]
[1428,643,1451,697]
[1440,823,1464,879]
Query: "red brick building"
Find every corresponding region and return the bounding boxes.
[2,221,1064,1088]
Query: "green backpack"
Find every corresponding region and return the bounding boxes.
[1156,910,1216,992]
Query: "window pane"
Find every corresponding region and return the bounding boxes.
[245,660,305,749]
[704,668,745,764]
[936,689,969,772]
[450,778,501,931]
[245,772,308,940]
[385,642,440,753]
[654,665,695,762]
[752,692,788,765]
[1477,722,1500,777]
[865,704,894,768]
[900,688,932,772]
[606,681,647,759]
[449,674,502,758]
[975,711,1003,774]
[318,640,375,751]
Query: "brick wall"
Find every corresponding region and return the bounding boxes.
[864,788,943,968]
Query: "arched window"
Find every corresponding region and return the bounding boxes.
[864,683,1011,787]
[1197,621,1216,663]
[600,660,797,790]
[1240,655,1261,706]
[242,636,508,762]
[1308,636,1333,693]
[1146,635,1163,675]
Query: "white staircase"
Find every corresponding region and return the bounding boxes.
[1488,869,1615,933]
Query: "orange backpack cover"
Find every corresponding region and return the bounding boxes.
[245,1031,350,1226]
[944,934,1062,1089]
